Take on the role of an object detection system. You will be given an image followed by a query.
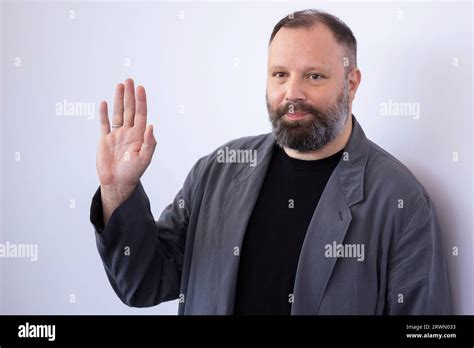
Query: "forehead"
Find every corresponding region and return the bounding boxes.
[268,23,345,72]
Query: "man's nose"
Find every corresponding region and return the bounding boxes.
[284,78,307,102]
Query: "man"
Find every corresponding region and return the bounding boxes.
[90,9,453,315]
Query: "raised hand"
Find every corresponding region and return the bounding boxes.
[96,78,157,225]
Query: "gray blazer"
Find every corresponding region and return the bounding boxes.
[90,115,453,315]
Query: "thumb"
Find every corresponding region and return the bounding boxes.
[140,124,157,161]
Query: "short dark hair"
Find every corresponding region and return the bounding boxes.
[269,9,357,69]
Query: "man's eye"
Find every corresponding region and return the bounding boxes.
[308,74,323,81]
[272,72,287,78]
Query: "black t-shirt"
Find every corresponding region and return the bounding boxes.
[233,144,344,315]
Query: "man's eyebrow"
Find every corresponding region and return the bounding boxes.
[268,65,288,71]
[268,65,332,72]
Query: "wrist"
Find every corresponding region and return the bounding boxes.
[100,183,137,204]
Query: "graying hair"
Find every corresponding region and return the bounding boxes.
[269,9,357,69]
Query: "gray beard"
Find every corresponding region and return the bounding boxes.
[267,80,350,153]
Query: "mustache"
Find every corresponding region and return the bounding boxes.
[275,101,319,118]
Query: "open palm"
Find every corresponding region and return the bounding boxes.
[97,79,156,191]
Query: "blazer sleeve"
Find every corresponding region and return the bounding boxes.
[89,157,206,308]
[385,195,453,314]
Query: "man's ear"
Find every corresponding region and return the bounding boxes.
[348,68,362,104]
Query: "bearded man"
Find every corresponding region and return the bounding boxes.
[90,9,452,315]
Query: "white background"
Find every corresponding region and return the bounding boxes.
[0,0,472,314]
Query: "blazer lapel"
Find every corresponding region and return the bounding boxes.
[290,173,352,314]
[216,134,276,314]
[291,115,370,314]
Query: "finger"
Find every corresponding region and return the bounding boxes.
[99,101,110,135]
[134,85,147,130]
[140,124,157,162]
[123,78,136,127]
[112,83,125,129]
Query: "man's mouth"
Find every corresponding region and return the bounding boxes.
[284,112,310,120]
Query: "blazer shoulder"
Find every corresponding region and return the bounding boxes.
[189,133,273,187]
[365,139,431,202]
[199,133,273,166]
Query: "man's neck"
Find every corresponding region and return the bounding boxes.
[283,114,353,161]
